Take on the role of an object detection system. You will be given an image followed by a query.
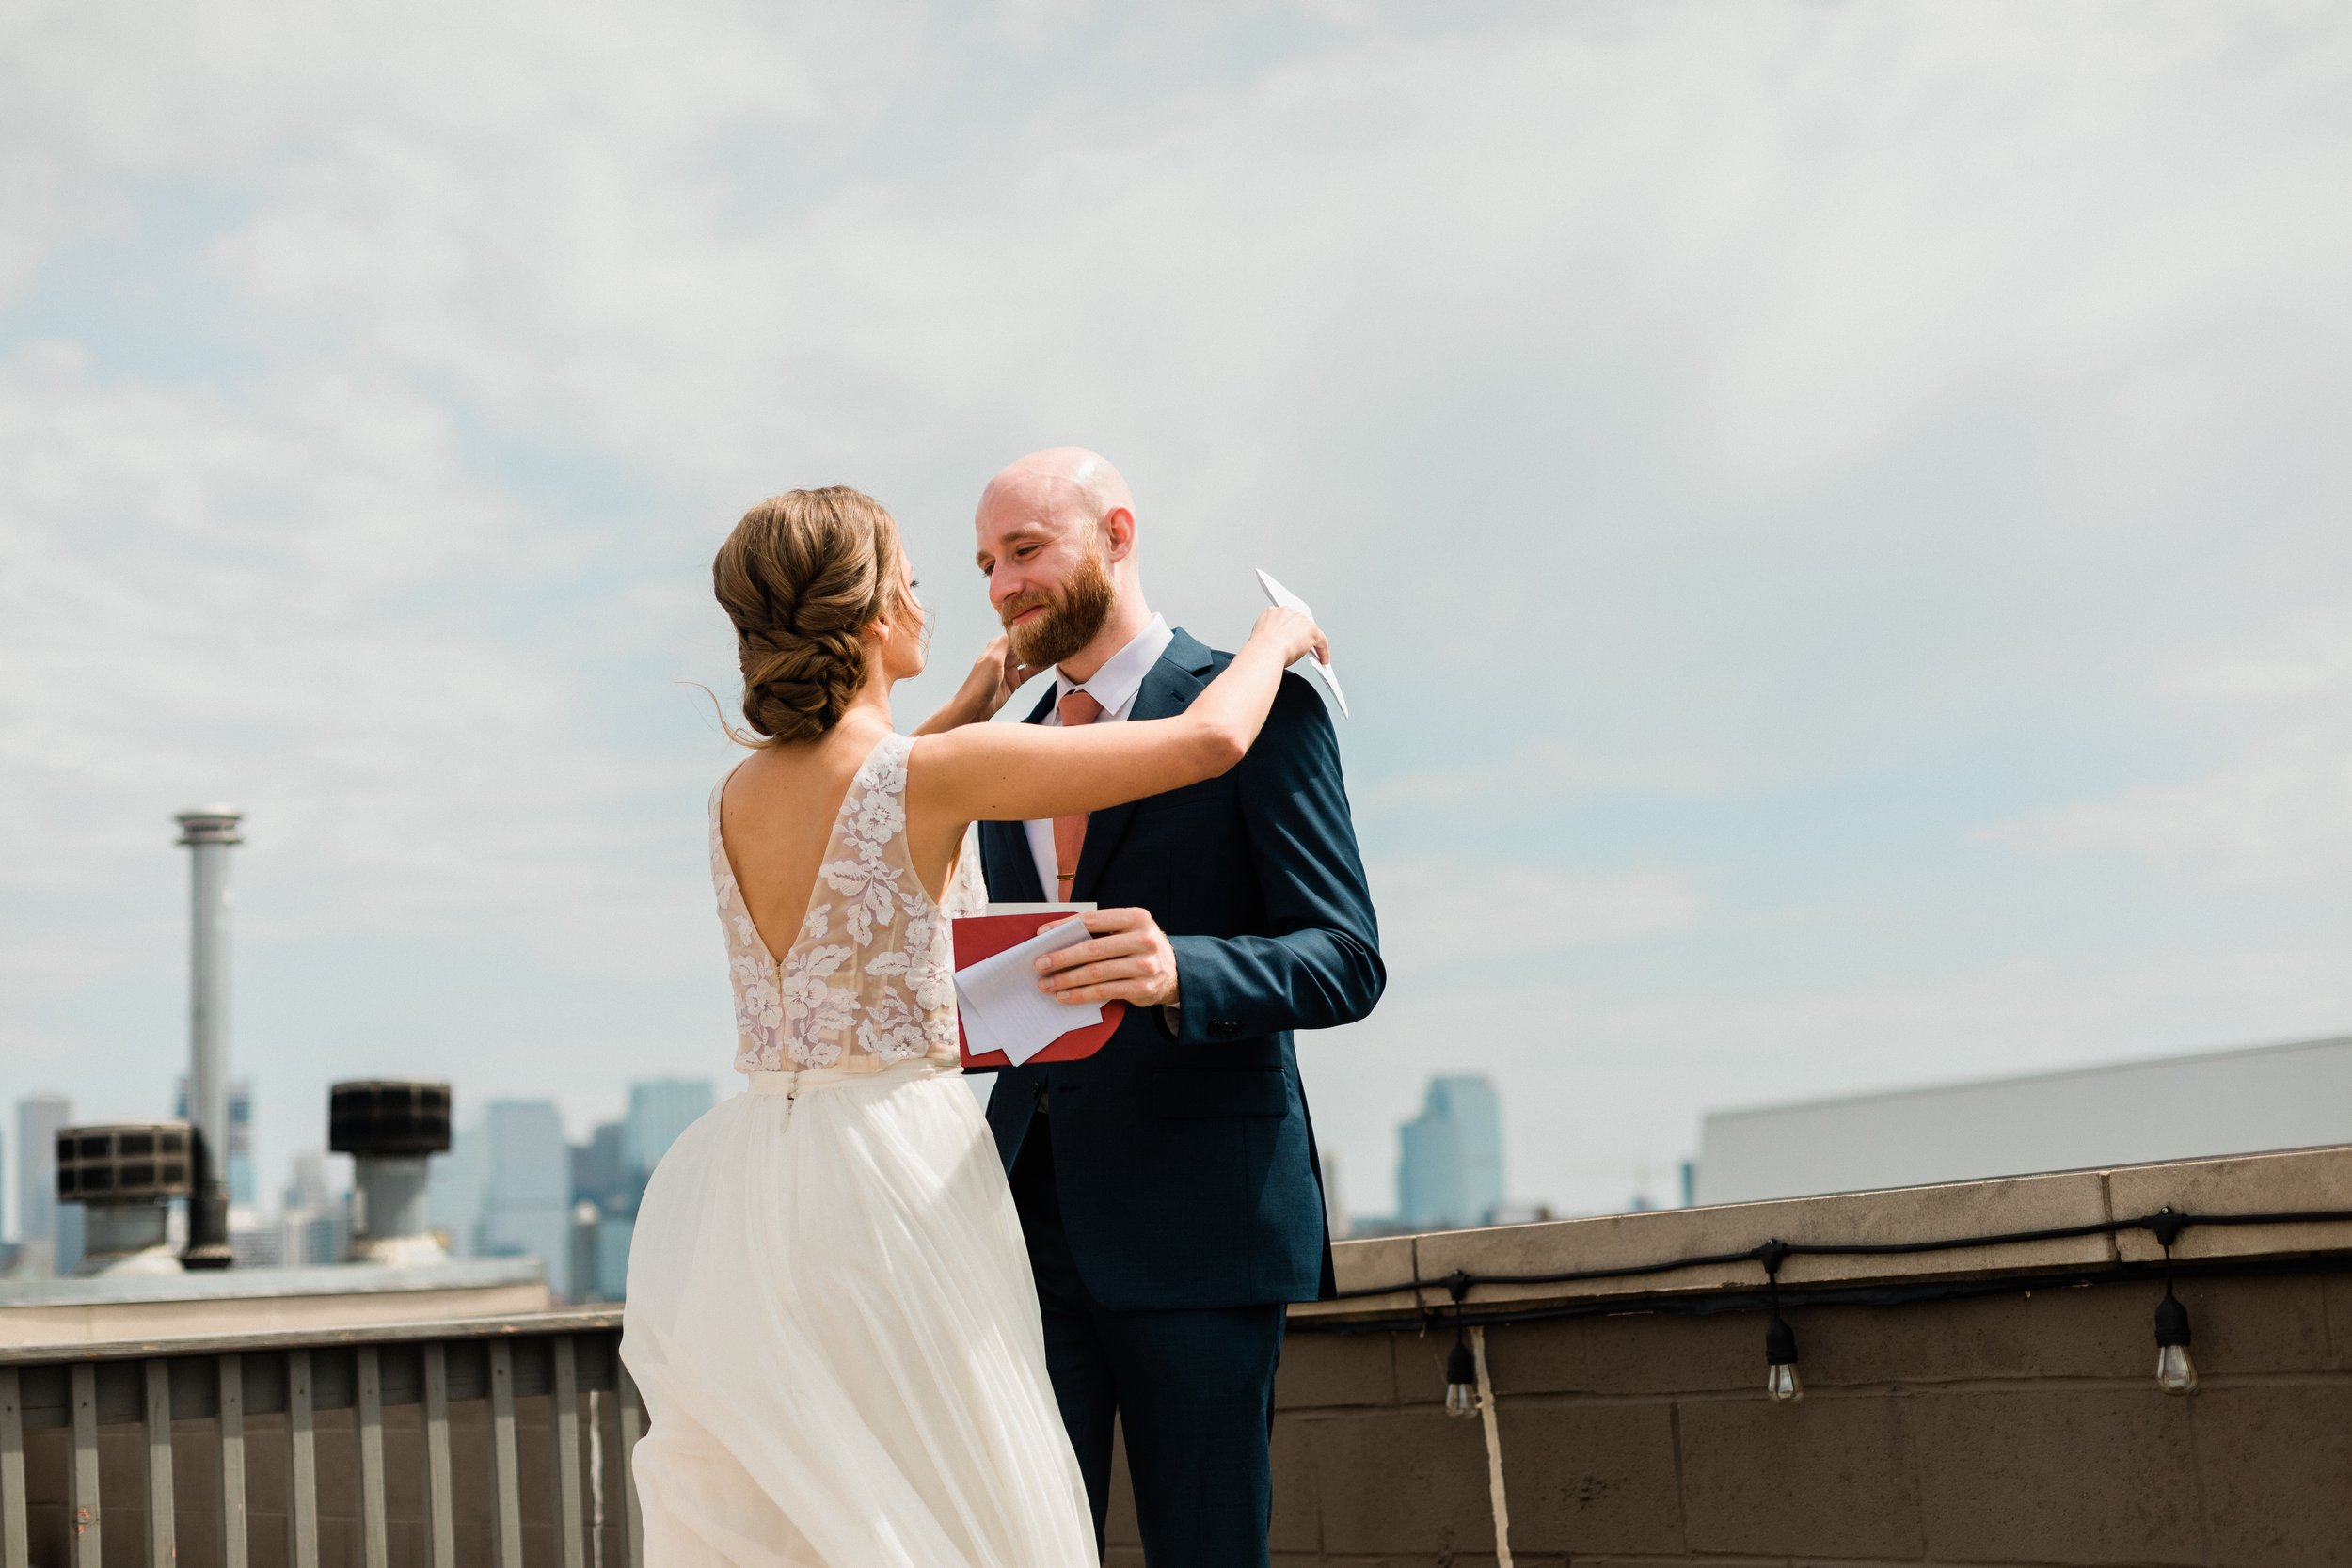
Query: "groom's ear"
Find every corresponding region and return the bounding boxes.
[1103,505,1136,562]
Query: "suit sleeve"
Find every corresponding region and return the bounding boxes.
[1165,672,1385,1041]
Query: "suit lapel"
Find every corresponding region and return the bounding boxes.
[978,683,1058,904]
[982,820,1048,903]
[993,681,1058,907]
[1073,629,1215,902]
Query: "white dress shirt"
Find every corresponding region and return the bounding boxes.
[1024,613,1174,898]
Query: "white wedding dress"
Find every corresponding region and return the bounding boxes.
[620,733,1098,1567]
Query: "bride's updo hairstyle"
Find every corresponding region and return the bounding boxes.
[713,486,904,745]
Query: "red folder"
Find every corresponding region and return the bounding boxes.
[952,911,1126,1069]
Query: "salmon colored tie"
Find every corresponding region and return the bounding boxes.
[1053,689,1105,892]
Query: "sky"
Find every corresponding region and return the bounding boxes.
[5,0,2351,1227]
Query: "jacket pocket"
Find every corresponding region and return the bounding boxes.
[1152,1068,1289,1118]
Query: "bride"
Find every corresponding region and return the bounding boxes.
[619,485,1326,1566]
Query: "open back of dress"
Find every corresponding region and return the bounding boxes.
[709,732,986,1075]
[620,731,1096,1568]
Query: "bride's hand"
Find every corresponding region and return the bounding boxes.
[993,636,1042,710]
[1247,605,1329,669]
[914,636,1040,736]
[961,635,1038,721]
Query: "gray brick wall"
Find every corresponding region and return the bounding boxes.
[1106,1272,2352,1566]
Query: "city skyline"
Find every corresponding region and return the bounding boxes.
[5,1070,710,1291]
[0,1075,696,1235]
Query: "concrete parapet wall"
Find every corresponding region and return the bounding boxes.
[10,1147,2346,1565]
[0,1259,550,1349]
[1102,1144,2352,1566]
[1302,1143,2352,1322]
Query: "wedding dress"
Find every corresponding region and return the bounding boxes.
[620,733,1098,1566]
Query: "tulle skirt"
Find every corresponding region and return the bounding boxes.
[619,1062,1097,1567]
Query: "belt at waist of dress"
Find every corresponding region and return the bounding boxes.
[745,1057,961,1097]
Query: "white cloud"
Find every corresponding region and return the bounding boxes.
[1995,597,2352,889]
[2010,722,2352,890]
[1371,856,1704,972]
[1362,737,1738,813]
[0,343,720,978]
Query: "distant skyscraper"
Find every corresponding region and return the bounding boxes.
[622,1080,713,1179]
[1320,1149,1350,1242]
[480,1100,571,1274]
[1396,1074,1505,1231]
[283,1150,332,1214]
[573,1121,630,1212]
[593,1213,635,1303]
[230,1226,282,1270]
[54,1204,85,1277]
[284,1141,373,1265]
[16,1093,71,1248]
[275,1204,348,1268]
[428,1116,491,1258]
[175,1076,255,1207]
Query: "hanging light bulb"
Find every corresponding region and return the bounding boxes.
[1444,1335,1480,1418]
[1440,1271,1481,1418]
[1765,1310,1804,1403]
[2153,1287,2198,1396]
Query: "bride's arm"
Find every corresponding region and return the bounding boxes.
[911,636,1036,736]
[908,608,1327,825]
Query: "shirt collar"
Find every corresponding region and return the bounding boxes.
[1057,614,1173,717]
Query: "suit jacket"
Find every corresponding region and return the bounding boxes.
[977,627,1385,1312]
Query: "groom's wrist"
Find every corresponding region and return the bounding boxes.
[1163,935,1225,1043]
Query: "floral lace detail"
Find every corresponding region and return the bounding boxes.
[710,734,988,1072]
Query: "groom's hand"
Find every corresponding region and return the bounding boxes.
[1033,908,1181,1009]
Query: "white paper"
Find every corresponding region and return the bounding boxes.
[953,915,1104,1066]
[952,974,1015,1060]
[1254,568,1350,717]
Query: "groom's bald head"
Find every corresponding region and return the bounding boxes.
[975,447,1152,679]
[981,447,1135,526]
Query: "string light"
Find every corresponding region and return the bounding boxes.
[1314,1204,2352,1405]
[1765,1312,1804,1403]
[2149,1208,2198,1396]
[2153,1289,2197,1395]
[1445,1331,1480,1418]
[1442,1272,1480,1418]
[1759,1240,1803,1403]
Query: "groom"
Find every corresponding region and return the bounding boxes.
[971,448,1384,1566]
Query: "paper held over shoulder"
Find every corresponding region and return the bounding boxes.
[1255,568,1350,717]
[952,915,1104,1066]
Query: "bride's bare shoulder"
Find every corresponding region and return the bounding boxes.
[722,723,887,825]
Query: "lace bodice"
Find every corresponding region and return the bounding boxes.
[711,733,986,1074]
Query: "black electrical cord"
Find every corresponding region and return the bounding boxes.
[1314,1203,2352,1308]
[1290,1245,2352,1337]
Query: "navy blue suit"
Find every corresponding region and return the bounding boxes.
[978,627,1384,1565]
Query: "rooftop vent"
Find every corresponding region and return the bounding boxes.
[56,1122,194,1276]
[330,1080,453,1265]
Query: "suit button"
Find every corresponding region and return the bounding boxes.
[1211,1021,1242,1038]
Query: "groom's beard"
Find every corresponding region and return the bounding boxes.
[1002,546,1116,671]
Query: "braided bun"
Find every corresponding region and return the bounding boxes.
[713,487,903,745]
